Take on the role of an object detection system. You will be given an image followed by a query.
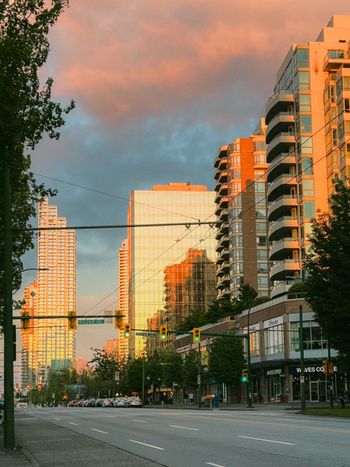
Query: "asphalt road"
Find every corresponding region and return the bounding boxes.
[18,407,350,467]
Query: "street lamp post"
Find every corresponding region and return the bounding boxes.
[247,305,253,409]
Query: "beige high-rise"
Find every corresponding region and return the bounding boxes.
[117,238,129,361]
[265,16,350,298]
[21,198,76,385]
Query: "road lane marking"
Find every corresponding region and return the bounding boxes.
[206,463,225,467]
[53,418,61,421]
[132,419,146,423]
[128,439,164,450]
[169,424,200,431]
[90,428,108,434]
[238,435,294,446]
[68,422,78,426]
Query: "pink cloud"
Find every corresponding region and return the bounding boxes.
[49,0,350,122]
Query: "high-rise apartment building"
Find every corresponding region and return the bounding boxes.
[214,120,269,299]
[117,238,129,360]
[21,199,76,384]
[127,182,216,357]
[265,16,350,298]
[21,280,38,388]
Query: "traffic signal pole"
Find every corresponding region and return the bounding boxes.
[3,165,15,449]
[246,306,253,408]
[327,341,334,409]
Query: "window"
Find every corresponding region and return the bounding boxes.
[304,200,315,219]
[344,98,350,113]
[254,141,266,151]
[257,262,268,273]
[257,249,267,259]
[302,157,313,174]
[244,331,260,357]
[300,115,312,133]
[258,276,268,287]
[290,321,327,351]
[254,154,266,165]
[300,136,313,154]
[302,179,314,196]
[264,324,284,355]
[343,76,350,91]
[256,236,267,246]
[256,222,266,232]
[294,48,309,68]
[328,50,344,59]
[255,182,265,193]
[298,72,310,90]
[299,94,311,112]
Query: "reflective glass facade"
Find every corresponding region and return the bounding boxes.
[127,183,216,357]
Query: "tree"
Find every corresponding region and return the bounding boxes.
[304,179,350,357]
[88,348,119,381]
[205,300,237,323]
[182,350,198,387]
[176,309,207,331]
[0,1,74,317]
[208,336,245,403]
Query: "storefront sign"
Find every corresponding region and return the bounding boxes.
[289,365,337,375]
[263,316,283,329]
[266,368,285,376]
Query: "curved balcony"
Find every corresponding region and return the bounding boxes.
[268,216,298,242]
[217,261,229,276]
[217,274,230,290]
[215,228,223,241]
[266,113,295,144]
[270,282,291,299]
[215,192,222,204]
[268,195,298,221]
[215,203,222,216]
[221,233,229,246]
[270,259,300,281]
[265,91,294,125]
[267,154,296,182]
[217,287,231,300]
[219,208,228,223]
[267,174,297,201]
[266,133,296,163]
[219,183,228,197]
[269,237,299,261]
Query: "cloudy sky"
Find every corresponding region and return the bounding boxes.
[18,0,350,361]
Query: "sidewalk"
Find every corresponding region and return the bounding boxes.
[0,414,160,466]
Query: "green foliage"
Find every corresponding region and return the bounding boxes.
[0,1,74,316]
[176,309,208,330]
[88,348,119,381]
[208,336,245,386]
[205,300,237,323]
[182,350,198,386]
[304,180,350,357]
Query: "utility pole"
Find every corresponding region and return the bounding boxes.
[142,359,145,405]
[3,165,15,449]
[299,305,306,411]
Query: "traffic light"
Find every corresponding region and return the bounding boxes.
[160,324,168,341]
[21,311,30,330]
[241,368,248,383]
[68,311,77,331]
[323,359,329,374]
[192,328,200,343]
[114,311,124,329]
[124,323,130,338]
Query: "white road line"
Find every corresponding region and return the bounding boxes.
[206,462,225,467]
[68,422,78,426]
[90,428,108,434]
[132,419,146,423]
[238,435,295,446]
[53,418,61,421]
[128,439,164,450]
[169,424,200,431]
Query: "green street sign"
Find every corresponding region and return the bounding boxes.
[136,331,157,337]
[77,319,105,325]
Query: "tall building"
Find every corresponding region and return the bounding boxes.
[21,199,76,384]
[117,238,129,360]
[127,182,216,357]
[265,16,350,298]
[214,120,269,300]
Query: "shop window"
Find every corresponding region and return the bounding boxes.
[264,324,284,355]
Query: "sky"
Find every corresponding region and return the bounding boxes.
[17,0,350,362]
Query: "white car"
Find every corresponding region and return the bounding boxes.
[113,397,129,407]
[128,397,142,407]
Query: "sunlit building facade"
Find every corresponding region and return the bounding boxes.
[117,238,129,360]
[127,183,216,357]
[265,15,350,298]
[32,199,76,383]
[214,121,269,300]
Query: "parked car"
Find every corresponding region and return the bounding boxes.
[95,398,104,407]
[77,399,86,407]
[128,396,142,407]
[113,397,129,408]
[102,398,113,407]
[67,400,77,407]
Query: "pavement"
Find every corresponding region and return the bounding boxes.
[0,411,161,466]
[0,402,347,466]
